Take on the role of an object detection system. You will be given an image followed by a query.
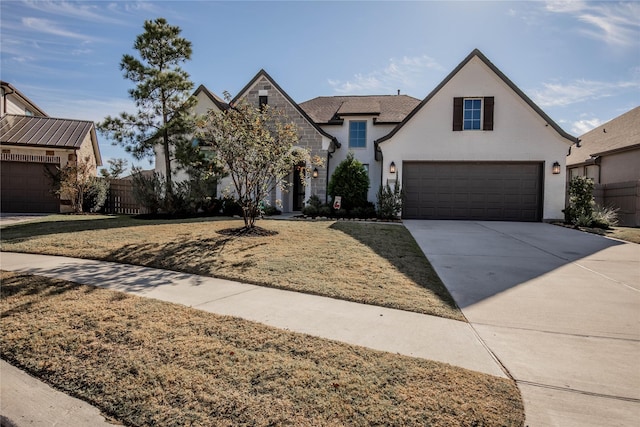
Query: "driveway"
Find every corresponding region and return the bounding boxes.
[404,220,640,427]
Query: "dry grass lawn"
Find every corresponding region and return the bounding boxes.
[1,271,524,426]
[0,215,462,320]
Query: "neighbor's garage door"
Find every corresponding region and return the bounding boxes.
[403,162,542,221]
[1,162,59,213]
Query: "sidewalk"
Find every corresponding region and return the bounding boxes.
[0,251,506,426]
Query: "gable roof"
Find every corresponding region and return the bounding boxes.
[231,69,340,147]
[193,84,228,111]
[375,49,578,145]
[0,114,102,165]
[1,81,49,117]
[300,95,421,124]
[566,106,640,166]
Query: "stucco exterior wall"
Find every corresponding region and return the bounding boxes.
[320,120,395,204]
[600,150,640,184]
[378,56,572,221]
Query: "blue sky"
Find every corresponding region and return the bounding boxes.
[2,0,639,171]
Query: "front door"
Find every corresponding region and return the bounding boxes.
[292,162,305,211]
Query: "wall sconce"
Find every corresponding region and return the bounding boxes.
[552,161,561,175]
[389,161,396,174]
[312,167,319,179]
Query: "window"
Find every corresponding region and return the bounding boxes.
[464,99,482,130]
[349,121,366,148]
[25,108,34,116]
[259,95,268,110]
[453,97,494,131]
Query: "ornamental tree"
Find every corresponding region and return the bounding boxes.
[198,96,322,230]
[98,18,198,202]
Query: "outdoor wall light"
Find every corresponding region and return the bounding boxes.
[552,161,561,175]
[389,161,396,174]
[312,167,319,179]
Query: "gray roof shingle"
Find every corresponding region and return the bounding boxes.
[567,106,640,165]
[0,114,95,149]
[300,95,421,124]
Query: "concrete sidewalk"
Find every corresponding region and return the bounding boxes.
[404,220,640,427]
[0,251,506,426]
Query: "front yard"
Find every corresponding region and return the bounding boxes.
[0,215,462,320]
[1,271,524,426]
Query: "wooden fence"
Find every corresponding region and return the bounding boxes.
[593,180,640,227]
[104,179,144,215]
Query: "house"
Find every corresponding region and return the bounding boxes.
[300,94,421,203]
[376,49,577,221]
[1,81,102,213]
[157,49,575,222]
[566,106,640,226]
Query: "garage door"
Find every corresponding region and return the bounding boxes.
[403,162,542,221]
[1,162,59,213]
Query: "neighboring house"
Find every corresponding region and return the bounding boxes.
[376,49,577,221]
[157,49,576,221]
[566,106,640,226]
[0,81,102,213]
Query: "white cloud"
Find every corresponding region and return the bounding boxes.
[22,0,126,25]
[571,117,603,135]
[531,79,640,107]
[329,55,444,95]
[22,17,97,41]
[545,0,640,46]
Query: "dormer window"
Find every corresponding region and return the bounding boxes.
[453,97,494,131]
[258,89,268,111]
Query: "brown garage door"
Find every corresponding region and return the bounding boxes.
[403,162,542,221]
[1,161,59,213]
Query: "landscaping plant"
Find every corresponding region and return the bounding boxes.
[377,183,403,220]
[327,152,370,211]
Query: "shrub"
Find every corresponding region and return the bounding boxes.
[377,183,403,219]
[221,196,243,217]
[318,205,332,217]
[302,205,319,218]
[565,176,595,226]
[327,152,370,210]
[590,204,619,229]
[306,194,323,209]
[131,171,165,214]
[82,177,110,213]
[262,204,281,216]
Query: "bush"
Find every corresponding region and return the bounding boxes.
[262,204,281,216]
[327,152,370,210]
[377,183,403,219]
[82,176,110,213]
[302,205,319,218]
[132,171,165,214]
[221,196,243,217]
[591,204,619,229]
[565,176,595,226]
[318,205,332,217]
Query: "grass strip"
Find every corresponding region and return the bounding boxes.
[0,216,462,320]
[1,271,523,426]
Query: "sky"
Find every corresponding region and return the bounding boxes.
[1,0,639,173]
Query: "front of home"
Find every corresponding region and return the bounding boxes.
[156,49,577,222]
[1,81,103,213]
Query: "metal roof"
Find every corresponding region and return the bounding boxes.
[0,114,94,148]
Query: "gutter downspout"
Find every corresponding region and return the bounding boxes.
[326,139,337,204]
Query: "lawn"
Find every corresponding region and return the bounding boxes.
[0,271,524,426]
[0,215,463,320]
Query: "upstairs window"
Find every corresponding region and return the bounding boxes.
[464,99,482,130]
[349,121,366,148]
[453,97,494,131]
[259,95,268,110]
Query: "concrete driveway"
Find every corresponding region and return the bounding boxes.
[404,220,640,427]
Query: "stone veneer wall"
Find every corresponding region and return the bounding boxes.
[241,76,327,211]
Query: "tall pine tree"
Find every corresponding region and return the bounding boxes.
[98,18,197,200]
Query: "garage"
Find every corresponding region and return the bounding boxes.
[1,161,59,213]
[403,162,543,221]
